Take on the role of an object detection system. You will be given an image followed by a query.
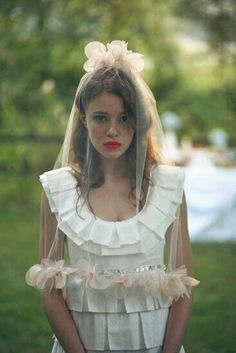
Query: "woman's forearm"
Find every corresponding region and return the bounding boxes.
[162,294,193,353]
[41,289,85,353]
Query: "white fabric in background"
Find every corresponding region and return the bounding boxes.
[183,150,236,242]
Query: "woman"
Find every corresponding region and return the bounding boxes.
[26,40,199,353]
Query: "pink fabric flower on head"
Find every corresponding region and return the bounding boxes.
[83,40,144,73]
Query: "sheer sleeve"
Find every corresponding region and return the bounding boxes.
[25,192,75,292]
[39,191,64,261]
[164,191,199,301]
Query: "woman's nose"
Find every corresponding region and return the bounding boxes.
[106,123,119,137]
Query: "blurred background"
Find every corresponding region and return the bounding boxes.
[0,0,235,352]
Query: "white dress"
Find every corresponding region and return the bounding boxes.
[39,164,186,353]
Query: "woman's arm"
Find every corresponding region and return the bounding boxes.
[39,193,85,353]
[162,192,194,353]
[41,289,85,353]
[162,295,193,353]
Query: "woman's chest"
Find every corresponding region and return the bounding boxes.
[88,183,136,222]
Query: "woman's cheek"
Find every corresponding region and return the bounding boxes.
[88,124,103,141]
[93,130,104,143]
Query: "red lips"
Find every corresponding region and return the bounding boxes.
[104,141,121,146]
[103,141,122,150]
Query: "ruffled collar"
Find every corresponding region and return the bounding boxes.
[40,164,185,254]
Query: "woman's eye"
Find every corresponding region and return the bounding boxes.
[119,115,128,123]
[94,115,107,123]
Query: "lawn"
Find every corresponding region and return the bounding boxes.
[0,208,235,353]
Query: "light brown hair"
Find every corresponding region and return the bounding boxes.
[72,67,158,212]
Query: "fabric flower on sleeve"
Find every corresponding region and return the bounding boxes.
[25,259,77,291]
[138,266,199,302]
[159,266,200,301]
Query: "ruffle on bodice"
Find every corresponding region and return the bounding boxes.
[39,164,185,256]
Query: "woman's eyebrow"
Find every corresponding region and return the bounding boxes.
[92,111,126,115]
[92,111,109,115]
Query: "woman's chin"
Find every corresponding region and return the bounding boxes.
[99,150,127,161]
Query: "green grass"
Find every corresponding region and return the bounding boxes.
[186,243,236,353]
[0,208,52,353]
[0,208,235,353]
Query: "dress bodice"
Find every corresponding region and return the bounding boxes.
[39,164,185,256]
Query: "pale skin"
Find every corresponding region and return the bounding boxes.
[41,91,193,353]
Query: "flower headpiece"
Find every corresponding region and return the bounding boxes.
[83,40,144,73]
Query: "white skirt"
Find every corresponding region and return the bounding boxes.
[52,337,163,352]
[51,308,185,353]
[70,309,169,351]
[52,338,185,353]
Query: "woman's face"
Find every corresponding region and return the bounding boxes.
[84,91,135,161]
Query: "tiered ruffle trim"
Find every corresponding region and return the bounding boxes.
[38,165,186,256]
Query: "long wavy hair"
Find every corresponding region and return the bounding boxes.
[72,67,159,213]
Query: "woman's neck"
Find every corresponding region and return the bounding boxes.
[101,156,129,181]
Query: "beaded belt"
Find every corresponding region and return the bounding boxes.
[98,264,166,276]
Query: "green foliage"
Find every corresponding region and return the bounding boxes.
[176,0,236,58]
[0,0,236,203]
[0,141,61,209]
[1,0,235,141]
